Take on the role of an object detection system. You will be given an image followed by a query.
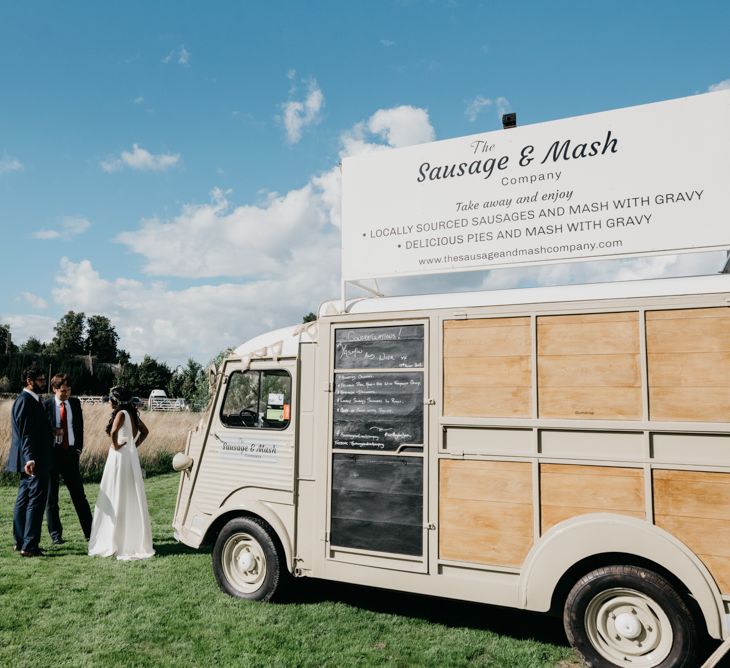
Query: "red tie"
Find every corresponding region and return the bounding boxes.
[60,401,69,450]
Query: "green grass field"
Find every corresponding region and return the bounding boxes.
[0,473,581,667]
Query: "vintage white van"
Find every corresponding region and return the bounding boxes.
[172,273,730,667]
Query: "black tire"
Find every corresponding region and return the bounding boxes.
[564,565,699,668]
[212,517,283,601]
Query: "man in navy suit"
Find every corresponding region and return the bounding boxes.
[44,373,93,543]
[7,366,53,556]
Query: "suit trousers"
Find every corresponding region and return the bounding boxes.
[46,449,93,541]
[13,472,49,551]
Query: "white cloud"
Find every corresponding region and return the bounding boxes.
[310,166,342,230]
[367,106,435,147]
[708,79,730,92]
[101,144,180,173]
[380,39,396,47]
[163,45,190,67]
[50,256,340,365]
[20,292,48,309]
[0,313,56,347]
[115,182,339,278]
[52,259,121,311]
[495,96,511,118]
[33,229,61,240]
[465,95,492,122]
[465,95,511,123]
[338,106,435,160]
[133,96,144,105]
[114,105,435,284]
[34,216,91,241]
[0,155,23,174]
[62,216,92,236]
[281,77,325,144]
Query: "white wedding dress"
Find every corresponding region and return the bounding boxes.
[88,410,155,560]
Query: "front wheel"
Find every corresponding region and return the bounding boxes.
[564,565,698,668]
[212,517,283,601]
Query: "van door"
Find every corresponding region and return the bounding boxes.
[326,321,429,573]
[187,359,298,519]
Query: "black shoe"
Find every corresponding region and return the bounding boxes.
[13,544,20,551]
[52,538,65,545]
[20,548,45,557]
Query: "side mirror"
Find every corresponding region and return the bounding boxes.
[172,453,193,472]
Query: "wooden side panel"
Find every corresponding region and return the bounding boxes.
[647,307,730,422]
[443,317,531,417]
[439,459,533,567]
[537,312,641,420]
[538,312,640,354]
[540,464,645,533]
[654,469,730,592]
[444,387,532,418]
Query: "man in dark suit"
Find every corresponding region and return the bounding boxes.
[7,365,53,556]
[44,373,93,543]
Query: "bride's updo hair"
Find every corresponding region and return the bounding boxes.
[105,385,141,435]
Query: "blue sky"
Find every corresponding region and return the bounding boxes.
[1,1,729,366]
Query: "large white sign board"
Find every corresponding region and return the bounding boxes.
[341,91,730,282]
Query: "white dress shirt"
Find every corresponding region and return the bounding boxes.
[54,398,76,447]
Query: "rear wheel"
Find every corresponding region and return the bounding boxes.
[212,517,283,601]
[564,565,698,667]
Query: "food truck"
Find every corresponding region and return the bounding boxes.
[173,91,730,667]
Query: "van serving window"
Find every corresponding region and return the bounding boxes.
[220,369,292,430]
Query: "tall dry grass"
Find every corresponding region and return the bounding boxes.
[0,399,200,484]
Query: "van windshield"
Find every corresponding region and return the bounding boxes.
[220,369,291,430]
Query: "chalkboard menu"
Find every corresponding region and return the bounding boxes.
[335,325,424,369]
[331,454,423,556]
[333,372,424,450]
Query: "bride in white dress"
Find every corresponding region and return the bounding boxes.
[88,386,155,560]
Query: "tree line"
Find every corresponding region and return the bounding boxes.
[0,312,212,409]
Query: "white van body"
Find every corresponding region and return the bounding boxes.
[148,388,168,410]
[172,274,730,667]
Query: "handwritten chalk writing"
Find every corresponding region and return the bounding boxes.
[333,371,424,451]
[335,325,424,369]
